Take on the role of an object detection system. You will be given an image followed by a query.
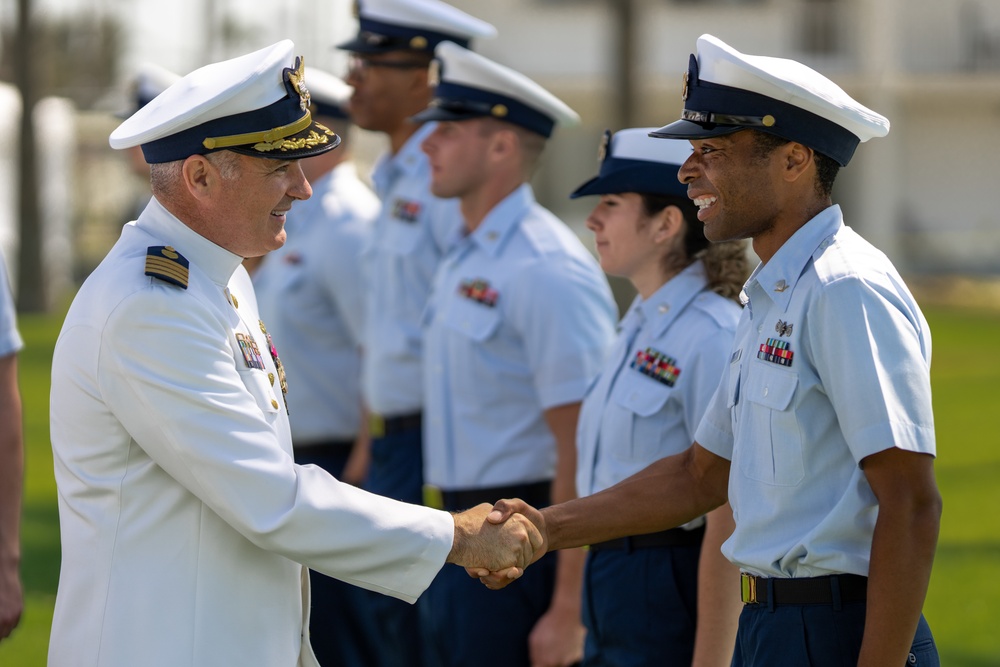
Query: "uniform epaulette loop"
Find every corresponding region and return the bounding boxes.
[145,246,189,289]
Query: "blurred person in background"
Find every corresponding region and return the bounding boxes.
[414,42,617,667]
[48,41,541,667]
[244,67,381,666]
[0,246,24,643]
[570,128,746,666]
[117,63,180,223]
[335,1,496,664]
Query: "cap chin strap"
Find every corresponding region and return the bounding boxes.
[681,108,775,129]
[202,110,313,150]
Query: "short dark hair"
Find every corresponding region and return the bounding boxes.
[750,130,840,198]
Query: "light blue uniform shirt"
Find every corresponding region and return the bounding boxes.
[576,261,740,497]
[252,162,378,442]
[423,184,616,489]
[362,122,462,417]
[696,205,935,579]
[0,248,22,356]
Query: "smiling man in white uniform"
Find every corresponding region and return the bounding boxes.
[47,41,540,667]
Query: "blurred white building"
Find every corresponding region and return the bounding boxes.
[446,0,1000,274]
[11,0,998,283]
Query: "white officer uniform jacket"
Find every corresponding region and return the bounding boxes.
[362,122,462,417]
[695,205,935,579]
[252,162,378,442]
[576,261,740,497]
[48,198,454,667]
[423,184,616,489]
[0,248,23,356]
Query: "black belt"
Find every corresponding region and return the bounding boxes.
[440,480,551,512]
[589,525,706,552]
[741,573,868,606]
[377,412,422,437]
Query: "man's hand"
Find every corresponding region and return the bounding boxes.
[461,498,549,590]
[447,503,544,577]
[0,560,22,641]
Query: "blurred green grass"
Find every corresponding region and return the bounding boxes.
[1,303,998,665]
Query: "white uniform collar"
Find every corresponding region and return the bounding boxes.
[135,196,245,286]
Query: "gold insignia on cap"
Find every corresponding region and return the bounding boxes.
[352,0,359,18]
[762,115,776,127]
[287,56,311,112]
[428,59,441,87]
[681,71,689,101]
[597,129,611,163]
[203,112,314,150]
[144,245,189,289]
[410,35,428,50]
[491,104,508,118]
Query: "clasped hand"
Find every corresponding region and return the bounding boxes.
[447,499,546,589]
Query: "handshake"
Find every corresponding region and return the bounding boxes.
[445,499,547,589]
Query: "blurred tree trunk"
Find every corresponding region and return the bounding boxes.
[15,0,45,313]
[610,0,636,130]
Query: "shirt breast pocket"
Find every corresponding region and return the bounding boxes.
[614,374,674,461]
[443,297,502,343]
[382,216,423,256]
[739,362,804,486]
[237,368,281,419]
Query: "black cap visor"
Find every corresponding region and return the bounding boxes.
[649,118,743,141]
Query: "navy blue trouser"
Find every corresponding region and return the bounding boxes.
[363,425,426,667]
[582,544,701,667]
[733,602,938,666]
[420,549,558,667]
[294,444,382,667]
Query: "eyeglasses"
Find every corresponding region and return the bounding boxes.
[347,54,429,77]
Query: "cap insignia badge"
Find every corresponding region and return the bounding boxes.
[681,71,689,101]
[286,56,311,112]
[597,129,611,163]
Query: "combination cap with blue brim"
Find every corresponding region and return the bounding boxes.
[411,41,579,138]
[337,0,496,55]
[117,63,181,119]
[304,67,352,121]
[571,128,692,199]
[651,34,889,166]
[109,41,340,164]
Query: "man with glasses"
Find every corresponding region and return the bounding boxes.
[335,1,496,665]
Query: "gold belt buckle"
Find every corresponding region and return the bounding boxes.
[368,413,386,439]
[740,572,759,604]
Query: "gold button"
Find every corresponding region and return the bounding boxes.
[762,114,776,127]
[491,104,508,117]
[271,399,279,409]
[410,35,428,50]
[268,372,275,385]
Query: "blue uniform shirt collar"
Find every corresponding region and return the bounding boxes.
[746,204,843,311]
[371,122,438,197]
[639,260,711,338]
[468,183,534,257]
[136,197,245,286]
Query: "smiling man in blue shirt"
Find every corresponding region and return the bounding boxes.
[485,34,941,667]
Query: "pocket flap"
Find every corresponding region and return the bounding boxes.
[746,362,797,411]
